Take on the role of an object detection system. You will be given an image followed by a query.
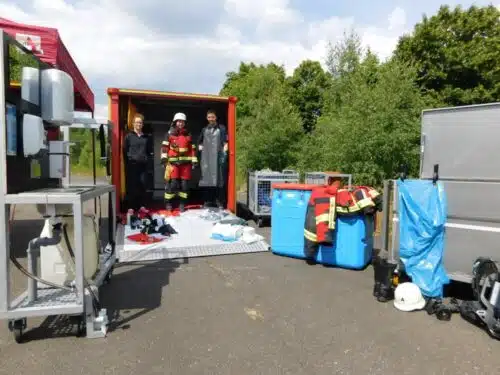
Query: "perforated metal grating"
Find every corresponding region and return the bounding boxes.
[13,288,79,309]
[118,240,270,263]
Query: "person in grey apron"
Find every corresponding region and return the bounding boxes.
[198,109,228,209]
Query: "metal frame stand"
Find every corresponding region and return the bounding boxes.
[0,187,117,341]
[0,30,117,341]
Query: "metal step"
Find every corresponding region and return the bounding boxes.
[116,209,270,263]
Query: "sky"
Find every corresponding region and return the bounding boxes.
[0,0,499,119]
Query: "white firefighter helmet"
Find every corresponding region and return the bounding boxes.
[393,282,426,312]
[173,112,187,122]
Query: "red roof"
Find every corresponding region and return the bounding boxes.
[0,17,94,112]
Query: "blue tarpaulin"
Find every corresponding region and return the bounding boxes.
[397,179,450,298]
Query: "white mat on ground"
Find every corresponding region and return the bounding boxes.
[116,209,270,263]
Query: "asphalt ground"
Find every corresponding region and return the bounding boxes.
[0,179,499,375]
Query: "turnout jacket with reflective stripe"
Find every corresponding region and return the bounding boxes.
[303,184,382,259]
[160,127,198,165]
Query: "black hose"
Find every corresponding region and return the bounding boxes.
[8,205,73,292]
[9,253,73,291]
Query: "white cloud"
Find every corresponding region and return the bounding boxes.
[0,0,411,117]
[388,7,407,31]
[224,0,301,25]
[93,104,109,121]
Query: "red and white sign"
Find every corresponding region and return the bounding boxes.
[15,33,44,55]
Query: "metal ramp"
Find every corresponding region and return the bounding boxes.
[116,209,270,263]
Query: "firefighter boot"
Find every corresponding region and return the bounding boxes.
[372,256,382,298]
[165,201,173,212]
[179,180,188,212]
[164,180,175,212]
[376,259,398,303]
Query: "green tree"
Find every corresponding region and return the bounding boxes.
[8,45,39,82]
[301,31,427,186]
[323,30,364,114]
[326,29,362,78]
[286,60,331,132]
[221,62,303,173]
[394,4,500,106]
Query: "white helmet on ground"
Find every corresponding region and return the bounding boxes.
[173,112,187,122]
[393,282,426,312]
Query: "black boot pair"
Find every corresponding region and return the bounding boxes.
[372,257,397,302]
[166,201,186,212]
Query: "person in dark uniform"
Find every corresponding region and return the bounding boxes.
[198,109,228,209]
[123,113,153,210]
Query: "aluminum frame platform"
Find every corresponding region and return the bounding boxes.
[116,209,270,263]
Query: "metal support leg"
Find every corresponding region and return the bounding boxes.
[389,181,398,264]
[380,180,390,253]
[72,202,84,303]
[110,190,116,242]
[0,205,10,313]
[27,246,39,303]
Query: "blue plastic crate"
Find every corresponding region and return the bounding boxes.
[271,184,374,269]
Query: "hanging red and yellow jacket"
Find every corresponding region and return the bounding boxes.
[160,127,198,165]
[304,184,382,259]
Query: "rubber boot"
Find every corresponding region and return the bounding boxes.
[376,259,397,303]
[179,201,186,212]
[372,257,381,298]
[165,201,173,212]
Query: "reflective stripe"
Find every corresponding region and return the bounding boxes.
[328,196,336,229]
[178,156,192,161]
[336,205,361,214]
[192,144,196,148]
[178,147,188,152]
[178,192,188,199]
[304,229,317,242]
[316,213,329,224]
[164,193,175,199]
[357,197,375,209]
[192,156,198,163]
[168,157,179,162]
[368,189,380,199]
[161,153,168,159]
[162,141,169,146]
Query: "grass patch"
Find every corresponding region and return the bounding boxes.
[70,165,107,177]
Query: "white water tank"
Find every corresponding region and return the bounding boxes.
[40,215,100,286]
[22,114,47,157]
[21,67,40,105]
[41,69,74,126]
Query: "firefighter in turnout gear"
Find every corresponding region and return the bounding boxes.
[161,113,198,212]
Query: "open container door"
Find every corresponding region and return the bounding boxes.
[108,88,269,262]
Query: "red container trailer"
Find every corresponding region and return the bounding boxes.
[107,88,238,214]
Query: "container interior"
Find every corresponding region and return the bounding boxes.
[120,95,230,210]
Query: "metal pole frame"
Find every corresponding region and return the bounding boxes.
[0,30,66,315]
[0,30,11,313]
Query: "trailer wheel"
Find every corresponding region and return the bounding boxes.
[13,327,23,343]
[70,315,86,337]
[9,319,26,344]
